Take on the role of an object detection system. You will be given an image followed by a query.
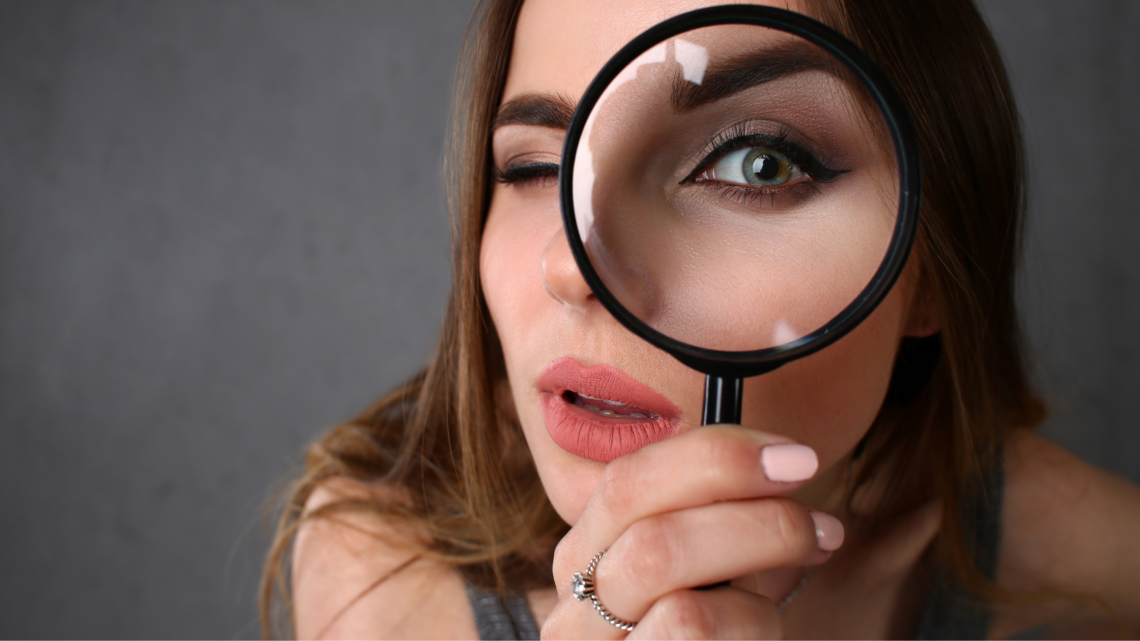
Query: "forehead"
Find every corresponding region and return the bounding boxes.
[502,0,806,105]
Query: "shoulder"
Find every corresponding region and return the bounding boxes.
[994,429,1140,635]
[292,478,478,639]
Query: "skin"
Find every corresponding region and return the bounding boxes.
[289,1,1140,638]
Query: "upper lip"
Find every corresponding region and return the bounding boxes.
[536,357,681,420]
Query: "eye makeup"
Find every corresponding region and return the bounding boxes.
[494,161,560,189]
[675,122,850,210]
[685,121,847,181]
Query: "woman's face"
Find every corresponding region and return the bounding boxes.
[481,0,932,524]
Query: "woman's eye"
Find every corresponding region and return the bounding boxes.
[495,161,560,188]
[694,147,806,188]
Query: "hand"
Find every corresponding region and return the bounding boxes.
[541,425,844,639]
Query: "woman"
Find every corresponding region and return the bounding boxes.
[262,0,1140,638]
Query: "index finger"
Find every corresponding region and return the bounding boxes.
[573,425,818,550]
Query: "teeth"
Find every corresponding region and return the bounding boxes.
[570,392,658,419]
[578,392,626,406]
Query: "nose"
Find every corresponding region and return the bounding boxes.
[542,229,593,312]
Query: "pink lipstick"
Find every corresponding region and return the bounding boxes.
[537,357,682,463]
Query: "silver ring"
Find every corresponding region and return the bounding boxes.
[570,549,637,632]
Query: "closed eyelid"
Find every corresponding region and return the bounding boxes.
[492,123,565,172]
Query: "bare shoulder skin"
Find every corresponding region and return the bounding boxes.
[989,429,1140,638]
[291,480,479,639]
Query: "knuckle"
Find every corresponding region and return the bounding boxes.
[539,604,575,640]
[599,456,640,515]
[615,516,677,592]
[736,591,784,640]
[551,534,578,579]
[768,498,815,558]
[693,428,753,487]
[656,591,716,640]
[759,597,785,639]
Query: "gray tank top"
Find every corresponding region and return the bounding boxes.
[465,460,1005,640]
[464,584,541,640]
[913,457,1004,639]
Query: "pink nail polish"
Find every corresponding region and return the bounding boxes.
[809,510,845,551]
[760,444,818,482]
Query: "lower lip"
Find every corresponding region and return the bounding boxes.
[540,393,680,464]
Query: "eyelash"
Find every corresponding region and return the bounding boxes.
[494,162,560,189]
[683,124,848,203]
[702,180,822,208]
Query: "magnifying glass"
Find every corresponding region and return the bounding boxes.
[559,5,921,427]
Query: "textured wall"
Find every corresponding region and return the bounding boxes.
[0,1,472,637]
[0,1,1136,638]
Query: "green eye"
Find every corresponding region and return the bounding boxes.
[741,149,794,186]
[705,147,803,187]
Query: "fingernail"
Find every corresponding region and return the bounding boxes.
[809,510,845,551]
[760,444,818,482]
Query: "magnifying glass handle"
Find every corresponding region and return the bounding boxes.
[702,374,743,425]
[697,374,743,592]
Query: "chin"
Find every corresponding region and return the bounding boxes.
[519,406,608,525]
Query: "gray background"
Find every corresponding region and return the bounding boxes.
[0,1,1136,638]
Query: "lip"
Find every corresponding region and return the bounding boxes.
[537,357,682,463]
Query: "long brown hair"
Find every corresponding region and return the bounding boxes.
[260,0,1047,636]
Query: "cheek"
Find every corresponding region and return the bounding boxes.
[480,192,559,354]
[740,280,910,473]
[482,191,601,519]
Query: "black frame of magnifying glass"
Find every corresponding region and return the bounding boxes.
[558,5,921,419]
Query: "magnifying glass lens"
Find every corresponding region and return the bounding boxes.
[572,23,899,353]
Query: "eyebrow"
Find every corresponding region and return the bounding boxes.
[672,40,842,112]
[493,93,576,131]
